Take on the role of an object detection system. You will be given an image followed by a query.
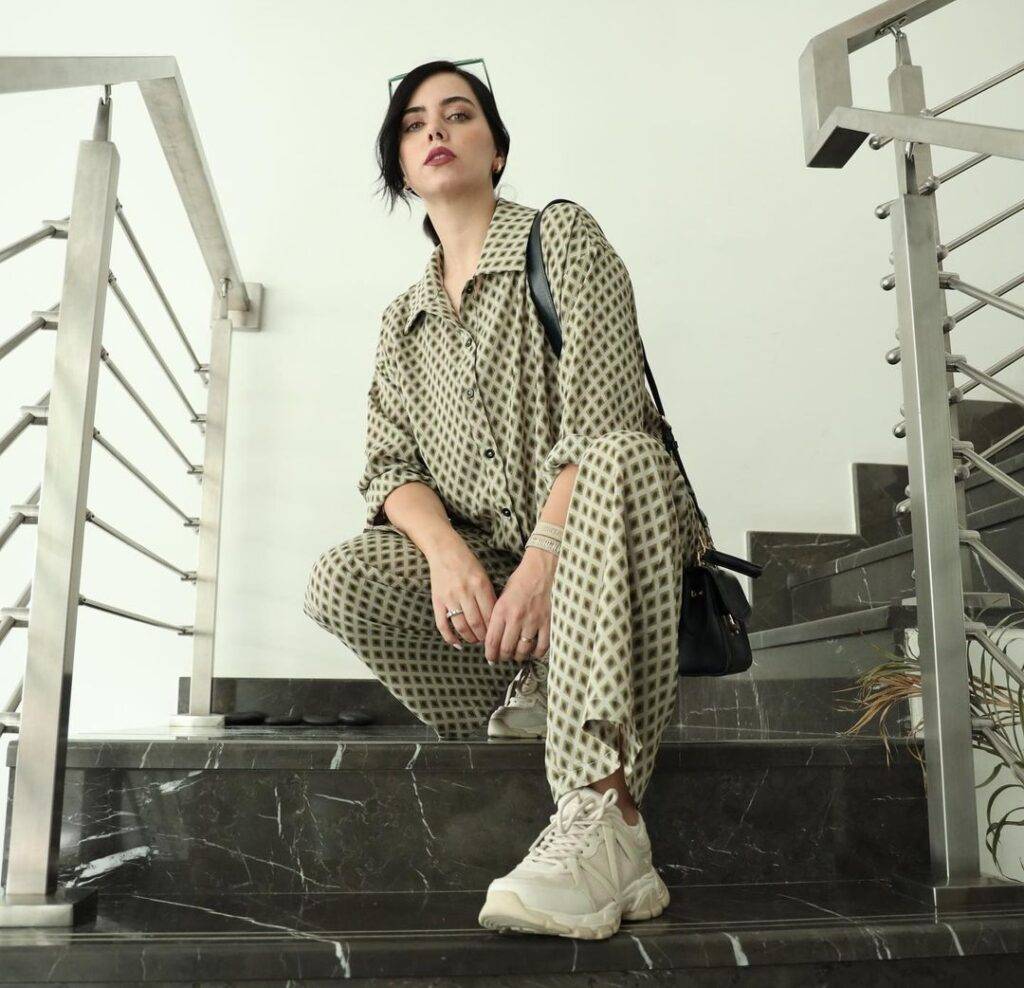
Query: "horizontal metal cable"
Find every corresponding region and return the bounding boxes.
[78,593,192,635]
[978,421,1024,465]
[0,582,32,662]
[115,201,208,386]
[0,219,65,265]
[0,389,50,458]
[944,198,1024,255]
[0,303,58,365]
[107,271,202,424]
[947,355,1024,408]
[86,509,196,581]
[967,624,1024,691]
[99,348,202,474]
[871,58,1024,150]
[962,530,1024,598]
[949,270,1024,326]
[0,484,40,555]
[954,441,1024,503]
[93,429,198,528]
[973,723,1024,784]
[942,274,1024,321]
[875,152,991,217]
[952,342,1024,404]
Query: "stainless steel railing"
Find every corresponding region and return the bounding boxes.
[800,0,1024,911]
[0,56,263,927]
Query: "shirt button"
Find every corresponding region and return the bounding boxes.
[501,507,512,517]
[463,336,473,348]
[484,448,495,458]
[465,281,474,294]
[465,387,475,398]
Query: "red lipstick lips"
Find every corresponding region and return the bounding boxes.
[425,146,456,165]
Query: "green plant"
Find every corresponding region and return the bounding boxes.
[834,600,1024,876]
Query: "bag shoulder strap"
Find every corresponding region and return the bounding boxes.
[526,199,713,540]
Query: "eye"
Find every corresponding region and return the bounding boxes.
[404,110,472,133]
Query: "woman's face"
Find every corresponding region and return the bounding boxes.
[399,72,498,199]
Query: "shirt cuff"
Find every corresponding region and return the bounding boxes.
[537,433,595,506]
[360,466,440,528]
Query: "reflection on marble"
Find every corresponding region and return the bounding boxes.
[4,726,929,899]
[1,879,1024,984]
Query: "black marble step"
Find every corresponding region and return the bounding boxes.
[180,661,878,740]
[852,448,1024,547]
[786,496,1024,623]
[746,399,1024,624]
[3,727,929,898]
[2,879,1024,984]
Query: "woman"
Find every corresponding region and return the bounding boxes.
[303,59,703,940]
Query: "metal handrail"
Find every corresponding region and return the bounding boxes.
[800,0,1024,911]
[0,55,262,921]
[871,57,1024,150]
[0,56,254,316]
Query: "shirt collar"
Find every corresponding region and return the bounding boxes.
[401,196,536,336]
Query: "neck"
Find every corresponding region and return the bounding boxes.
[426,189,497,278]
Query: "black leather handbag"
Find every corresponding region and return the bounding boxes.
[526,198,764,677]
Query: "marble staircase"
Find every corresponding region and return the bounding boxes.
[2,399,1024,983]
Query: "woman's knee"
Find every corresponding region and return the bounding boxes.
[302,535,364,629]
[579,429,666,470]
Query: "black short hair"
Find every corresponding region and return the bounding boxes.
[375,60,511,245]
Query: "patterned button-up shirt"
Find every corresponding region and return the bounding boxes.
[356,195,665,555]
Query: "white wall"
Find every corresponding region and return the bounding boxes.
[1,0,1023,735]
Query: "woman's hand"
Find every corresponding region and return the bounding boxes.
[426,534,498,649]
[485,547,558,665]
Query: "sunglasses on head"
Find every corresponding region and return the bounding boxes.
[388,57,493,101]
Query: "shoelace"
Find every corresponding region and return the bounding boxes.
[503,659,548,707]
[523,788,618,866]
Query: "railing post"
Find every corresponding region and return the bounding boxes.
[885,35,1002,907]
[170,287,235,730]
[889,190,981,882]
[0,137,119,925]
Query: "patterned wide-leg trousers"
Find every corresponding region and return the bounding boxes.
[303,430,702,808]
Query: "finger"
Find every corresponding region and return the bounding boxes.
[514,627,538,662]
[484,610,506,665]
[476,580,497,628]
[448,607,476,644]
[500,617,526,664]
[458,595,488,644]
[433,599,464,649]
[534,626,551,660]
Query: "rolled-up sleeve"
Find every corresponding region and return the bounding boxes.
[356,329,441,528]
[536,206,651,504]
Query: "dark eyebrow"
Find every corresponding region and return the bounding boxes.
[401,95,476,119]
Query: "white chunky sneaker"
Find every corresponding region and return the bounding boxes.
[478,785,670,940]
[487,658,548,739]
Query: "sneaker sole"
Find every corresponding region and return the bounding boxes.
[478,869,670,939]
[486,720,547,739]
